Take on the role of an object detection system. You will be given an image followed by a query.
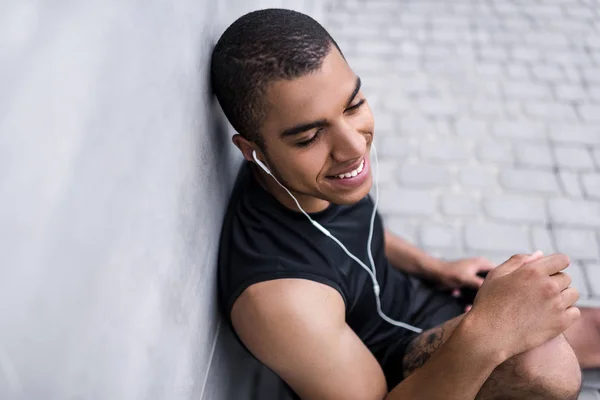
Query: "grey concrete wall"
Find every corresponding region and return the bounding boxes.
[0,1,322,399]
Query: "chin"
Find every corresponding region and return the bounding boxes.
[326,176,373,206]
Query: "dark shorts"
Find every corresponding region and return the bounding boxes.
[380,277,465,390]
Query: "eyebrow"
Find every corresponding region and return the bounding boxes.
[280,76,362,139]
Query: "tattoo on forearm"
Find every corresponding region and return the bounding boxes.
[402,325,446,376]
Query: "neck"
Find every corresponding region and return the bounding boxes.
[251,164,330,214]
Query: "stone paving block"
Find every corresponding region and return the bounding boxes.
[477,141,514,164]
[424,61,465,77]
[398,115,437,137]
[472,101,507,117]
[564,4,596,19]
[460,167,498,189]
[420,223,461,249]
[503,82,553,99]
[483,195,547,223]
[503,18,533,30]
[515,143,554,169]
[418,97,459,117]
[548,198,600,227]
[555,84,588,101]
[348,57,386,73]
[492,120,546,140]
[398,163,454,186]
[441,194,479,217]
[582,68,600,84]
[506,64,531,80]
[558,171,584,198]
[554,145,595,170]
[376,159,400,186]
[531,227,556,254]
[423,44,454,60]
[475,63,504,78]
[549,126,600,145]
[564,66,583,83]
[465,222,531,253]
[373,111,399,135]
[554,228,600,260]
[500,169,560,194]
[532,65,564,81]
[523,5,564,20]
[493,2,520,14]
[590,86,600,101]
[355,39,397,55]
[394,76,432,96]
[382,92,412,114]
[580,105,600,122]
[420,139,471,162]
[383,216,418,244]
[593,148,600,169]
[585,263,600,297]
[378,187,437,217]
[545,50,593,66]
[579,387,600,400]
[566,263,590,299]
[479,46,509,61]
[431,16,470,29]
[582,174,600,200]
[524,102,579,120]
[455,117,489,138]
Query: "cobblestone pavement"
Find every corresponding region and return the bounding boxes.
[322,1,599,395]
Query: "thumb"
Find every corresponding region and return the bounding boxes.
[493,251,544,278]
[468,275,485,288]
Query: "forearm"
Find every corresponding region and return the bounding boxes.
[386,316,504,400]
[384,229,442,279]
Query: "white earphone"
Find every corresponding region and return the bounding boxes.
[251,147,422,333]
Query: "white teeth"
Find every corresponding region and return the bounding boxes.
[357,160,364,173]
[335,159,365,179]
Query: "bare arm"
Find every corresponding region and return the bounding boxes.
[231,279,503,400]
[384,229,442,278]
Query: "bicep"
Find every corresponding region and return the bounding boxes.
[231,278,388,400]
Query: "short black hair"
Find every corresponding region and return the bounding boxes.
[210,8,342,149]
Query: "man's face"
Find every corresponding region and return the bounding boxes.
[258,48,375,208]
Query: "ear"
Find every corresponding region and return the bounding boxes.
[232,134,262,163]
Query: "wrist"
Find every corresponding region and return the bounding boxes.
[459,311,510,367]
[418,255,445,280]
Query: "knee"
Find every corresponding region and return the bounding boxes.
[514,335,582,400]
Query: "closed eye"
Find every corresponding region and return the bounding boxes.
[345,99,366,112]
[296,128,324,148]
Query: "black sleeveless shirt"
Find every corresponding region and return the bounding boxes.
[218,161,416,389]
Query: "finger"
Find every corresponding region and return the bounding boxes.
[550,272,572,292]
[451,289,461,297]
[492,253,537,277]
[469,275,485,288]
[561,287,580,309]
[524,250,544,263]
[464,305,472,313]
[527,253,570,276]
[563,306,581,327]
[476,258,496,272]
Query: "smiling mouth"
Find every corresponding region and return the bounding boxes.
[329,159,365,179]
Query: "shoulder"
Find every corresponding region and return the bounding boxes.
[232,278,345,327]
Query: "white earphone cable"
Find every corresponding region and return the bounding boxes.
[252,146,422,333]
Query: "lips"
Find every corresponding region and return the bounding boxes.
[328,158,365,179]
[332,159,365,179]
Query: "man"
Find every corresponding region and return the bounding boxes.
[212,8,600,399]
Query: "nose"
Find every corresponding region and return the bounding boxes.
[329,121,366,163]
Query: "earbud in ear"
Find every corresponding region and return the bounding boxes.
[252,150,271,175]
